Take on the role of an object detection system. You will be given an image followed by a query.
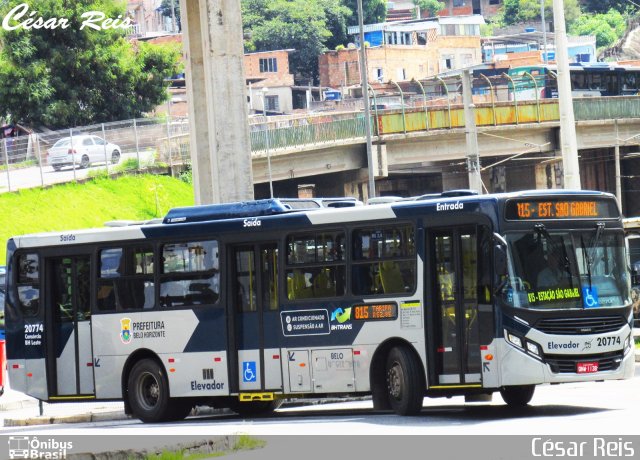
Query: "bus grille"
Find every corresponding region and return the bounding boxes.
[545,351,623,374]
[536,316,627,335]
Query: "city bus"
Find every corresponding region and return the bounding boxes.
[4,190,635,422]
[507,64,640,100]
[622,217,640,327]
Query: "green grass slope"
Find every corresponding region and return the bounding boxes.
[0,175,195,264]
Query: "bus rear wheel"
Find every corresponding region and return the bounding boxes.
[385,346,424,415]
[500,385,535,407]
[128,359,178,423]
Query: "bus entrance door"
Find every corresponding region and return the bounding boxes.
[46,256,94,397]
[429,228,482,387]
[230,243,282,394]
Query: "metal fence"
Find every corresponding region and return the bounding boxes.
[0,116,190,193]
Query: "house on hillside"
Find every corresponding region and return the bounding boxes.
[319,16,484,88]
[437,0,502,18]
[245,50,296,115]
[482,32,597,65]
[127,0,177,37]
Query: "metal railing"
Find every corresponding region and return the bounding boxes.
[1,96,640,194]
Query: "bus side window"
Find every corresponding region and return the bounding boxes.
[16,253,40,316]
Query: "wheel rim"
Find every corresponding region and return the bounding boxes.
[81,156,89,167]
[136,371,160,411]
[387,361,404,401]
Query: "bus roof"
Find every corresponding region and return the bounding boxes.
[8,189,616,250]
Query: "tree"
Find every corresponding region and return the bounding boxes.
[158,0,181,32]
[569,9,626,48]
[242,0,352,82]
[501,0,582,27]
[581,0,637,14]
[321,0,352,52]
[413,0,445,17]
[342,0,387,27]
[0,0,181,129]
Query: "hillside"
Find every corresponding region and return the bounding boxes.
[0,175,195,264]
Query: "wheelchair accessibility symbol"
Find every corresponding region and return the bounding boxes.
[582,286,599,308]
[242,361,257,383]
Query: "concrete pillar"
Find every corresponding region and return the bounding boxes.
[180,0,254,205]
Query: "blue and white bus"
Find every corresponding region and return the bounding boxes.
[507,64,640,100]
[4,190,635,422]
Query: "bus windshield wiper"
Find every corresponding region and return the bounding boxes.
[588,222,605,265]
[581,234,592,288]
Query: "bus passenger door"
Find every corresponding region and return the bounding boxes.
[47,256,94,397]
[230,243,281,394]
[428,227,483,387]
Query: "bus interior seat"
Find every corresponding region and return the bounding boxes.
[379,261,404,293]
[313,268,335,297]
[288,270,313,300]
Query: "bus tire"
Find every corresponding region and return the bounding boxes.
[127,359,174,423]
[169,400,194,421]
[500,385,535,407]
[228,399,282,417]
[385,346,424,415]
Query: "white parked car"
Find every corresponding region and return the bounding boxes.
[47,135,121,171]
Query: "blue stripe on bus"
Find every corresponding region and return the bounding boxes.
[182,308,227,352]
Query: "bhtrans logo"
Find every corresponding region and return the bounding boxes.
[8,436,73,459]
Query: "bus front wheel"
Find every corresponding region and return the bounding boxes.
[128,359,176,423]
[500,385,535,407]
[385,346,424,415]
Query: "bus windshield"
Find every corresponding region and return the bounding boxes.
[502,230,629,309]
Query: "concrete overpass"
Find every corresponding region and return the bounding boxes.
[237,97,639,201]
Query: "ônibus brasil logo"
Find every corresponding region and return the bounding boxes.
[8,436,73,459]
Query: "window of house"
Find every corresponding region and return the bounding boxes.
[259,57,278,73]
[489,0,500,4]
[443,56,454,70]
[375,68,384,82]
[265,95,280,112]
[453,0,465,7]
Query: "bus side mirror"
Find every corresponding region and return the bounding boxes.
[494,245,508,278]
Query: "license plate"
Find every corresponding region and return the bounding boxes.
[577,361,598,373]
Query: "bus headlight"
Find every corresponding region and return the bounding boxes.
[526,340,541,357]
[505,330,523,349]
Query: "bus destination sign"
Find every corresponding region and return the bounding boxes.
[353,303,398,321]
[505,198,619,221]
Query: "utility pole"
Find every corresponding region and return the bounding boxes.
[171,0,177,33]
[615,120,621,206]
[357,0,376,199]
[540,0,548,63]
[552,0,581,189]
[462,69,482,194]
